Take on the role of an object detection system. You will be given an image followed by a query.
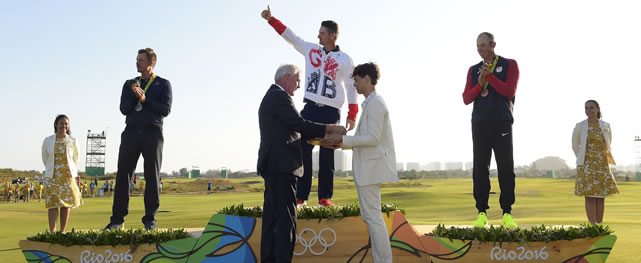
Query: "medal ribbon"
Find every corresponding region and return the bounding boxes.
[142,73,156,94]
[482,55,499,90]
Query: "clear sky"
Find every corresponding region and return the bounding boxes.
[1,0,640,173]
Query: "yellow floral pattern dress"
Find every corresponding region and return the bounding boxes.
[44,137,82,209]
[575,122,619,197]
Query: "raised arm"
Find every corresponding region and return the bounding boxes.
[261,5,313,55]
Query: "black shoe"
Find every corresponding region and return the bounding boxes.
[104,223,123,230]
[144,222,156,231]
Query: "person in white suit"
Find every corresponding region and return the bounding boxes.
[322,62,398,263]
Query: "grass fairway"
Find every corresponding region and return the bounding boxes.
[1,178,639,262]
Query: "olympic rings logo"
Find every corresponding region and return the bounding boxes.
[293,228,337,256]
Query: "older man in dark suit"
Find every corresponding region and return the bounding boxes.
[258,64,345,263]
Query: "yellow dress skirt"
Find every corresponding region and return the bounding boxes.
[44,138,82,209]
[575,123,620,198]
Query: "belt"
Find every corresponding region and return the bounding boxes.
[304,98,325,107]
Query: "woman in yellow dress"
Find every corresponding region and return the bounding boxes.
[572,100,619,224]
[41,114,82,232]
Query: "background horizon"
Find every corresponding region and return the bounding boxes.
[2,1,641,174]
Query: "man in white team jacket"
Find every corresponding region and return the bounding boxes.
[322,62,398,263]
[261,6,359,207]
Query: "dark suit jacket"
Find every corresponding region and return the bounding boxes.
[257,85,326,177]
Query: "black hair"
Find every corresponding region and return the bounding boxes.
[53,114,71,135]
[585,100,602,119]
[352,62,380,85]
[321,20,339,34]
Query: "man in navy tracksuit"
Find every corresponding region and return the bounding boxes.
[463,32,519,228]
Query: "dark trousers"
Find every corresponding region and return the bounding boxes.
[110,125,163,225]
[261,172,298,263]
[472,121,515,214]
[298,102,340,200]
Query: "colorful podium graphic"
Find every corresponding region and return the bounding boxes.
[20,211,617,262]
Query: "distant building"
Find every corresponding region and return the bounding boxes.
[635,136,641,181]
[312,149,348,171]
[189,166,200,178]
[533,156,569,171]
[465,162,473,171]
[345,155,352,171]
[334,150,347,171]
[406,162,420,171]
[422,162,441,171]
[444,162,463,170]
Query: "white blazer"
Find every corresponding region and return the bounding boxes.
[572,119,615,166]
[41,134,80,178]
[342,91,399,186]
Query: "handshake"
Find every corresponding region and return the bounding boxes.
[316,124,348,149]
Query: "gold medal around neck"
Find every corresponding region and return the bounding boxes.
[480,56,498,98]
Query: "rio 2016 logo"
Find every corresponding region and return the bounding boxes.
[490,246,549,261]
[79,249,133,263]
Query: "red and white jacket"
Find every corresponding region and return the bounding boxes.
[268,17,359,122]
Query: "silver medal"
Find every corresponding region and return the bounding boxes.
[133,77,143,111]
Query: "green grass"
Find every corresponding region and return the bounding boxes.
[1,178,639,262]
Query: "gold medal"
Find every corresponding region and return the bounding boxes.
[480,56,499,97]
[480,89,489,97]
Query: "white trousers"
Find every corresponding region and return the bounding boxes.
[356,183,393,263]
